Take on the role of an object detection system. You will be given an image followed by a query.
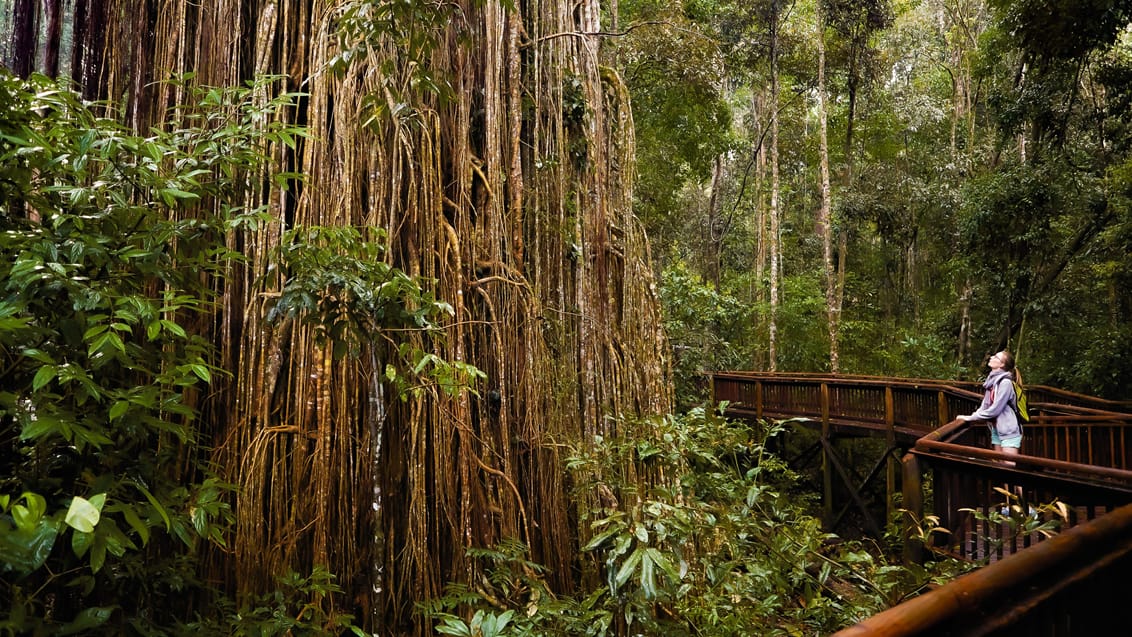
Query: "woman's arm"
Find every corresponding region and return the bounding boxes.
[959,378,1011,421]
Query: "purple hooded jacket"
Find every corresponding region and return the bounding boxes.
[963,368,1021,439]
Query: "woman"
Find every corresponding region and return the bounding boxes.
[959,350,1023,462]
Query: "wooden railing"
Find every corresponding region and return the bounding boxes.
[712,372,977,441]
[709,372,1132,636]
[712,371,1132,426]
[832,501,1132,637]
[903,415,1132,563]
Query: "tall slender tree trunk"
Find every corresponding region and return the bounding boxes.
[959,278,972,365]
[707,154,725,289]
[816,1,839,372]
[750,89,770,369]
[41,0,62,76]
[768,0,781,371]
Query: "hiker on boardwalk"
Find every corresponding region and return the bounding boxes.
[958,350,1023,465]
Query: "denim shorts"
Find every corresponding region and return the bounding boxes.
[990,428,1022,448]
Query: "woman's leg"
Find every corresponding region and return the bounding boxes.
[1000,445,1018,467]
[1000,446,1024,507]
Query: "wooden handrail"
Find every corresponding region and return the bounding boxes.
[832,502,1132,636]
[711,372,1132,414]
[915,419,1132,486]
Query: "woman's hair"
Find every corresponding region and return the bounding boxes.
[999,350,1023,385]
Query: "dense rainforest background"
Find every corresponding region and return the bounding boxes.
[1,0,1130,635]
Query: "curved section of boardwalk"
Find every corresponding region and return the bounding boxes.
[710,372,1132,637]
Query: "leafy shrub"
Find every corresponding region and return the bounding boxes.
[422,407,961,636]
[0,71,302,634]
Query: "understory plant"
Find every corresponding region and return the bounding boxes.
[422,405,963,636]
[0,71,368,635]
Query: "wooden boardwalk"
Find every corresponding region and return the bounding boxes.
[710,372,1132,636]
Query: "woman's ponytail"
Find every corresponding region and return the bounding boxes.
[1001,350,1023,386]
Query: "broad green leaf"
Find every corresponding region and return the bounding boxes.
[0,516,59,574]
[11,493,47,529]
[581,527,620,552]
[82,324,108,340]
[435,616,472,636]
[89,536,107,573]
[634,523,649,543]
[32,365,56,391]
[644,547,681,582]
[102,517,137,555]
[160,320,187,338]
[640,550,657,598]
[20,348,53,364]
[72,529,93,557]
[109,400,129,421]
[190,363,211,382]
[613,547,643,589]
[65,496,102,533]
[115,503,151,546]
[20,414,63,441]
[56,606,115,635]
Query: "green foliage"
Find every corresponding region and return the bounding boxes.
[330,0,458,132]
[772,273,833,371]
[425,408,959,635]
[958,489,1069,562]
[615,0,737,246]
[266,224,485,398]
[0,70,355,634]
[987,0,1131,64]
[419,539,609,637]
[267,225,448,355]
[206,566,367,636]
[659,262,755,407]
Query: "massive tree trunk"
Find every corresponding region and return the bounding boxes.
[10,0,672,633]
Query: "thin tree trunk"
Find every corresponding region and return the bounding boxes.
[768,0,781,371]
[816,1,839,372]
[707,154,724,289]
[958,278,972,365]
[42,0,62,77]
[750,89,770,369]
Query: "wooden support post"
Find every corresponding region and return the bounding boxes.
[886,386,896,527]
[938,391,949,429]
[824,439,885,537]
[902,453,924,565]
[756,380,764,419]
[822,382,833,528]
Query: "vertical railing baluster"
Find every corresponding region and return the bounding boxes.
[902,453,923,565]
[822,382,832,527]
[886,386,896,524]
